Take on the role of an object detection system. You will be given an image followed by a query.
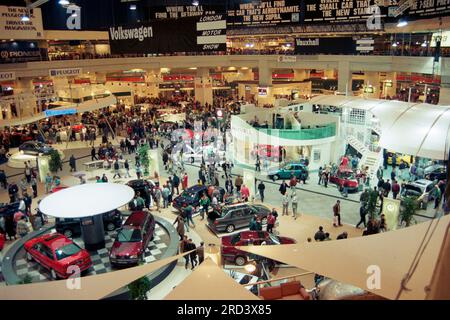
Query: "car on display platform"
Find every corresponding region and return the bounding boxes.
[207,203,271,234]
[109,210,156,267]
[267,162,309,182]
[329,167,359,192]
[19,141,54,156]
[251,145,281,160]
[221,231,296,266]
[24,233,92,280]
[400,179,436,210]
[126,179,157,208]
[424,164,447,182]
[55,209,124,238]
[172,185,226,213]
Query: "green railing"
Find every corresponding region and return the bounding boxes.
[255,123,336,140]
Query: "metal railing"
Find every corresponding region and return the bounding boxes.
[255,123,336,140]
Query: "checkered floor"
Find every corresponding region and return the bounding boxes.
[7,224,170,283]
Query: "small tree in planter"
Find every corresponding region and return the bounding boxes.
[127,276,151,300]
[48,150,63,173]
[365,188,380,220]
[137,143,150,176]
[399,197,417,227]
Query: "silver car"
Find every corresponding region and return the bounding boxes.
[400,179,436,209]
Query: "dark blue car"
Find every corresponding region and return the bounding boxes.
[172,185,225,213]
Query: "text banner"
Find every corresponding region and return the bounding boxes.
[295,37,356,55]
[0,6,44,39]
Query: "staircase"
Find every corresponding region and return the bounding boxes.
[346,135,382,184]
[346,135,368,155]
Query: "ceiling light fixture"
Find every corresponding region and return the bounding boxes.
[59,0,70,5]
[397,20,408,27]
[192,1,200,6]
[129,4,136,10]
[21,14,30,21]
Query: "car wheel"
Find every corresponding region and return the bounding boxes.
[63,229,73,238]
[190,157,195,164]
[273,174,279,181]
[235,256,247,266]
[26,251,33,261]
[106,222,115,232]
[226,224,235,233]
[50,269,58,280]
[261,217,268,225]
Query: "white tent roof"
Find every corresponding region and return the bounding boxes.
[309,95,450,160]
[38,183,135,218]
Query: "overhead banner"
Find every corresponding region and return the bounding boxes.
[0,71,15,81]
[108,16,227,54]
[0,6,44,39]
[44,108,77,117]
[49,68,83,78]
[408,0,450,18]
[295,37,356,55]
[227,0,301,26]
[150,4,224,19]
[0,41,41,63]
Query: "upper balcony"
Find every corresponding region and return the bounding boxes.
[255,123,336,141]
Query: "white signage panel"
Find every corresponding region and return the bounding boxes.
[0,6,44,40]
[49,68,83,78]
[0,71,15,81]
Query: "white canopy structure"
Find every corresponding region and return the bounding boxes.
[309,95,450,160]
[38,183,135,218]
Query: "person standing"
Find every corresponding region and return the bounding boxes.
[162,184,170,208]
[318,167,323,185]
[257,180,266,202]
[154,186,162,212]
[225,178,233,194]
[383,179,391,198]
[23,192,32,215]
[199,194,210,221]
[333,200,342,227]
[69,155,76,172]
[182,172,188,191]
[282,193,289,216]
[356,205,367,228]
[179,235,189,268]
[16,216,30,238]
[255,156,261,172]
[173,173,180,195]
[0,169,7,189]
[113,159,121,179]
[24,163,32,184]
[240,184,250,202]
[135,163,142,179]
[279,180,288,195]
[30,176,38,198]
[197,242,205,265]
[322,169,329,188]
[124,159,131,178]
[44,173,52,194]
[184,205,195,229]
[266,211,276,234]
[91,146,98,161]
[235,175,243,194]
[291,193,299,219]
[188,239,198,270]
[392,180,400,199]
[433,185,442,211]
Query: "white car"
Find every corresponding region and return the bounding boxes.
[182,146,204,164]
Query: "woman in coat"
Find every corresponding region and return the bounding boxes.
[173,214,185,240]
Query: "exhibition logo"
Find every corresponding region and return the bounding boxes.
[296,38,319,46]
[49,68,82,77]
[109,25,154,42]
[366,265,381,290]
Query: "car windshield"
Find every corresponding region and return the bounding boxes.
[181,190,196,199]
[55,243,82,260]
[230,234,241,245]
[268,234,281,245]
[340,171,355,179]
[117,228,141,242]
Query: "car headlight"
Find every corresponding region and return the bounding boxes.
[110,253,116,259]
[130,255,138,259]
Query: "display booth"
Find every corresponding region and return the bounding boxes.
[7,149,65,169]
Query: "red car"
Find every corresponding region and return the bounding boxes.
[221,231,296,266]
[24,233,92,280]
[109,211,156,267]
[328,167,359,192]
[0,232,5,251]
[71,123,85,133]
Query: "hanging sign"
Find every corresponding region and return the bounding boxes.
[0,6,44,39]
[49,68,83,78]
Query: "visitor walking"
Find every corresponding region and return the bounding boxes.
[291,193,299,219]
[91,146,98,161]
[45,173,52,194]
[199,194,210,221]
[267,211,276,234]
[356,205,367,228]
[69,155,76,172]
[282,193,289,216]
[124,159,131,178]
[333,200,342,227]
[257,180,266,202]
[113,159,121,179]
[30,176,38,198]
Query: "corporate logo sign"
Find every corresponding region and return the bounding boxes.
[108,16,226,55]
[0,6,44,39]
[0,71,15,81]
[49,68,82,77]
[295,37,356,55]
[0,41,41,63]
[44,108,77,117]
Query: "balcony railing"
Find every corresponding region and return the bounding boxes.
[255,123,336,140]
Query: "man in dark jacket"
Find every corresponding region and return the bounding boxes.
[314,226,326,241]
[383,179,392,197]
[91,146,97,161]
[279,180,288,195]
[258,180,266,202]
[8,182,18,203]
[69,155,76,172]
[356,205,367,228]
[172,174,180,195]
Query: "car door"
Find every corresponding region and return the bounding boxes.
[280,165,292,179]
[241,207,255,228]
[228,209,243,229]
[30,242,46,266]
[40,244,55,271]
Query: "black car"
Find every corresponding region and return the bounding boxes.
[126,179,157,209]
[424,164,447,182]
[172,185,225,212]
[207,203,271,234]
[19,141,54,156]
[55,210,123,238]
[0,201,20,217]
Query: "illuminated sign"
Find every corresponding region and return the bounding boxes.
[258,87,268,96]
[44,108,77,117]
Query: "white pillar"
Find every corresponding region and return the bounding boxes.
[364,72,380,99]
[258,60,274,105]
[195,67,213,106]
[337,61,352,95]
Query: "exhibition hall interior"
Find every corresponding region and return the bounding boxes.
[0,0,449,302]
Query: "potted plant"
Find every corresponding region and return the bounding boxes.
[48,150,62,173]
[127,276,151,300]
[399,197,417,227]
[18,274,32,284]
[137,143,150,176]
[364,188,379,219]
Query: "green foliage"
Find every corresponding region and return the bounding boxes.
[48,150,62,173]
[400,197,417,227]
[137,143,150,176]
[127,276,151,300]
[18,274,32,284]
[362,188,380,219]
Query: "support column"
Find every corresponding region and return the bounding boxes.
[337,61,352,95]
[15,77,36,117]
[195,67,213,106]
[94,72,107,84]
[439,58,450,105]
[145,69,161,98]
[293,69,310,81]
[364,71,380,99]
[257,60,274,106]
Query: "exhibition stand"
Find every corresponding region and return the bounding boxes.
[38,183,135,250]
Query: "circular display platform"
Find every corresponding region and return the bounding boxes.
[7,150,65,169]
